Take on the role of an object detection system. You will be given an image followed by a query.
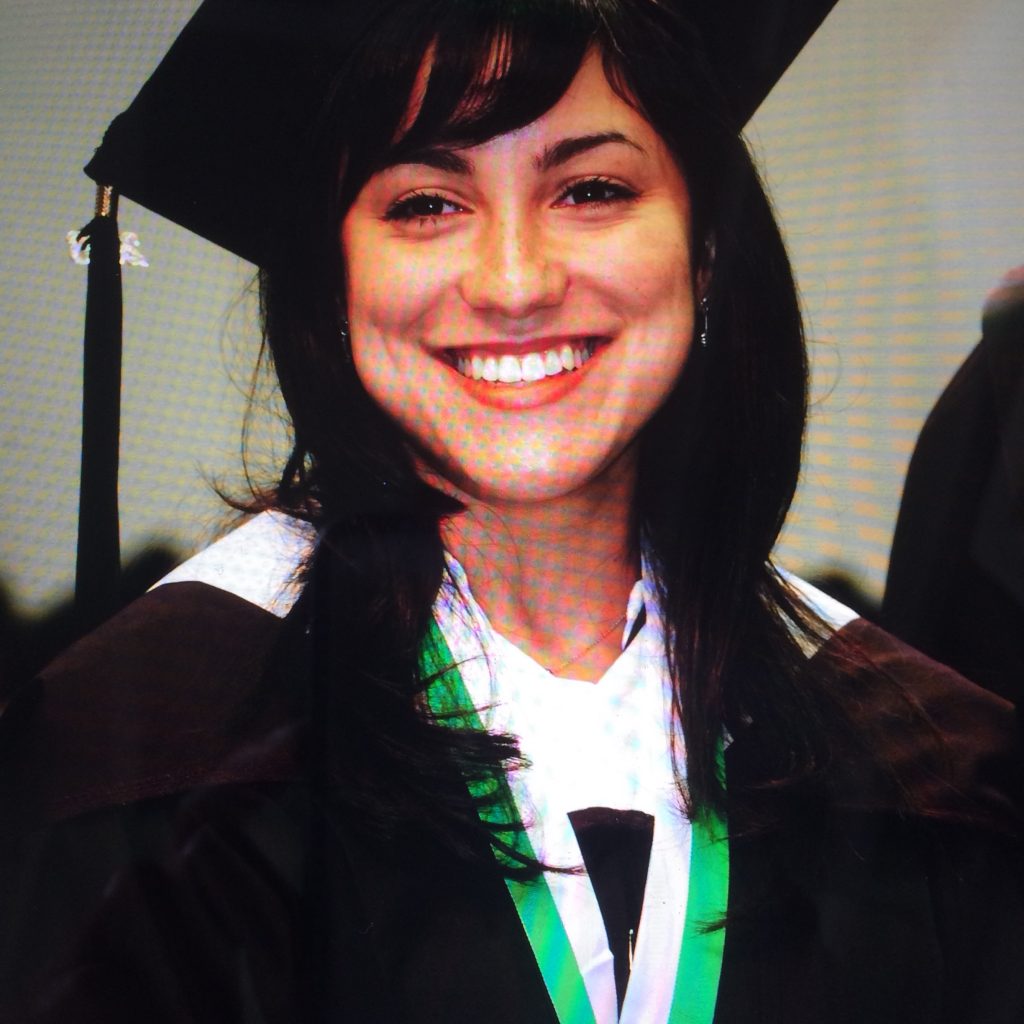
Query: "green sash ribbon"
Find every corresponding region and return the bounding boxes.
[422,619,728,1024]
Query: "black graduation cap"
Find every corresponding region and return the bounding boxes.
[74,0,840,626]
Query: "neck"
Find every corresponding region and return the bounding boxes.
[438,458,639,683]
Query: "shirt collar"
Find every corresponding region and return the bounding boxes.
[443,550,649,657]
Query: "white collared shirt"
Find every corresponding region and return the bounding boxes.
[434,555,689,1024]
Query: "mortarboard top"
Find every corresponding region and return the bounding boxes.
[84,0,840,267]
[74,0,840,626]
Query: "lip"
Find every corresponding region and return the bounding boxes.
[437,335,609,411]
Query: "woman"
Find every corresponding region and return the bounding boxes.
[1,1,1021,1021]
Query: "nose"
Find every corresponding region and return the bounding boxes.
[458,211,567,319]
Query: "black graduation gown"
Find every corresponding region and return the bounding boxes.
[883,280,1024,703]
[1,582,1022,1023]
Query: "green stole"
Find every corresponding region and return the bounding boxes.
[422,620,729,1024]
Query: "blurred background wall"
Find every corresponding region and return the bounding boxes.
[2,0,1023,621]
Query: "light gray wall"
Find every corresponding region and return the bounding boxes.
[759,0,1024,599]
[2,0,1022,615]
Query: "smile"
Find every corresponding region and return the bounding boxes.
[451,339,597,384]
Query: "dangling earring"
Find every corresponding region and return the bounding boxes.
[339,317,352,362]
[698,296,711,348]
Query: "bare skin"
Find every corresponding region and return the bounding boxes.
[429,455,639,682]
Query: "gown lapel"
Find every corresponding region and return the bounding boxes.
[330,810,560,1024]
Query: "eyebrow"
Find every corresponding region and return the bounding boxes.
[386,147,473,175]
[382,131,645,176]
[536,132,645,171]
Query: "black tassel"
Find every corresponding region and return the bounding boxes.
[74,186,122,633]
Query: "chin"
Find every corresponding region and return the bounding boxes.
[435,446,628,507]
[459,474,583,506]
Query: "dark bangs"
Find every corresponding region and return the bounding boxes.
[331,0,600,210]
[394,7,594,150]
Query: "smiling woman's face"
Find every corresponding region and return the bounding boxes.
[341,50,696,505]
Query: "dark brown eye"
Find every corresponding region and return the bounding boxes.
[385,192,462,221]
[558,178,635,207]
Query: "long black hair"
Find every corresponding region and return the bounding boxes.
[254,0,903,864]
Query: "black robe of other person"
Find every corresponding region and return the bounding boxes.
[1,576,1022,1024]
[885,270,1024,705]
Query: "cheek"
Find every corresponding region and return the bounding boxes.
[342,218,412,337]
[598,222,694,319]
[347,254,457,361]
[615,232,696,401]
[347,260,404,335]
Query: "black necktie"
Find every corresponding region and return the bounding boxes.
[568,806,655,1011]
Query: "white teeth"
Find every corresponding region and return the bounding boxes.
[453,340,596,383]
[521,352,546,382]
[497,355,522,383]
